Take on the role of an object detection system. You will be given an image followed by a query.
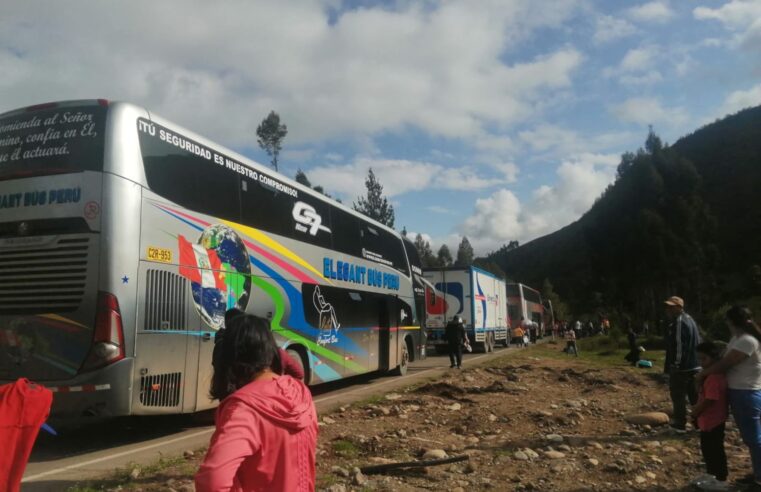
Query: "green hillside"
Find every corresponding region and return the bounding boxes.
[487,106,761,330]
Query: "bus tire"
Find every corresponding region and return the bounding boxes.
[393,338,410,376]
[286,347,310,385]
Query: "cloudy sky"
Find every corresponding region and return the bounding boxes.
[2,0,760,254]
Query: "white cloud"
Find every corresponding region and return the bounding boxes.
[619,72,664,85]
[602,45,662,86]
[518,124,638,158]
[489,162,520,182]
[620,46,656,72]
[627,1,676,23]
[458,153,619,253]
[0,1,584,150]
[594,15,638,43]
[719,83,761,116]
[308,157,512,199]
[610,97,689,128]
[694,1,761,48]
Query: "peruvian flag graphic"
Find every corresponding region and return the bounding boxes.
[178,235,226,290]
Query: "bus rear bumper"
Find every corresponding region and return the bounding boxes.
[42,358,134,418]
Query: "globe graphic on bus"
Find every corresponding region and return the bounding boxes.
[190,224,252,330]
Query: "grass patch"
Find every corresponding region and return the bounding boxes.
[332,439,360,458]
[65,452,199,492]
[316,473,340,489]
[496,336,666,371]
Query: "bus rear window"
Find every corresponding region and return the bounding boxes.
[0,105,106,181]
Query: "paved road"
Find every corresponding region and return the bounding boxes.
[22,345,519,491]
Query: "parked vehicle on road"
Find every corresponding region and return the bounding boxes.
[0,99,425,417]
[507,283,546,337]
[423,267,508,353]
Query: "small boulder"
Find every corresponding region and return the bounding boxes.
[514,451,530,461]
[352,470,367,486]
[325,485,347,492]
[423,449,449,460]
[331,466,350,478]
[544,450,566,459]
[624,412,669,426]
[524,448,539,459]
[545,434,564,443]
[447,403,462,411]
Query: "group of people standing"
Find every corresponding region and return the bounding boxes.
[664,296,761,490]
[183,294,761,491]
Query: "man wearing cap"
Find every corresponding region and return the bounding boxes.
[664,296,702,431]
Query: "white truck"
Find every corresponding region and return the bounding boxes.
[423,266,509,353]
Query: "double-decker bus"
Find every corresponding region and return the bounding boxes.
[506,283,545,336]
[0,100,424,417]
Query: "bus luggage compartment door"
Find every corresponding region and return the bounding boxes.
[134,265,202,414]
[378,298,399,372]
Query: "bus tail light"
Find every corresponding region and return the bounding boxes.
[81,292,125,372]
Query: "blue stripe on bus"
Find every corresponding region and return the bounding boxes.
[308,352,342,382]
[143,330,212,337]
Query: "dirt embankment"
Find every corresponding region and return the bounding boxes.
[315,352,751,492]
[74,347,753,492]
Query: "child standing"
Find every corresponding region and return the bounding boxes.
[564,328,578,356]
[692,341,729,490]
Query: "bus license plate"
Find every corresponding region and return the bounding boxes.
[147,246,173,263]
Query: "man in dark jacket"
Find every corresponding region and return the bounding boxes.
[663,296,701,431]
[445,316,467,369]
[625,327,639,366]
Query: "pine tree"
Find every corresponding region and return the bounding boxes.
[353,168,395,227]
[295,169,311,187]
[437,244,453,267]
[256,111,288,172]
[414,233,437,268]
[455,236,475,266]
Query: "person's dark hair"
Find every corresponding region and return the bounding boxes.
[726,305,761,342]
[696,341,722,361]
[224,307,245,328]
[210,314,279,400]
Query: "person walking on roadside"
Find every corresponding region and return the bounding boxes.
[663,296,701,431]
[196,314,318,492]
[696,306,761,488]
[691,341,729,490]
[565,327,578,356]
[512,324,526,347]
[445,316,467,369]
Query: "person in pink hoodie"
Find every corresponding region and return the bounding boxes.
[196,314,318,492]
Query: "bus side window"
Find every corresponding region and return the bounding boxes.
[141,134,241,222]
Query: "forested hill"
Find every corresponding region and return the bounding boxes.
[487,105,761,327]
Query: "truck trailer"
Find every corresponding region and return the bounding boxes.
[423,266,509,353]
